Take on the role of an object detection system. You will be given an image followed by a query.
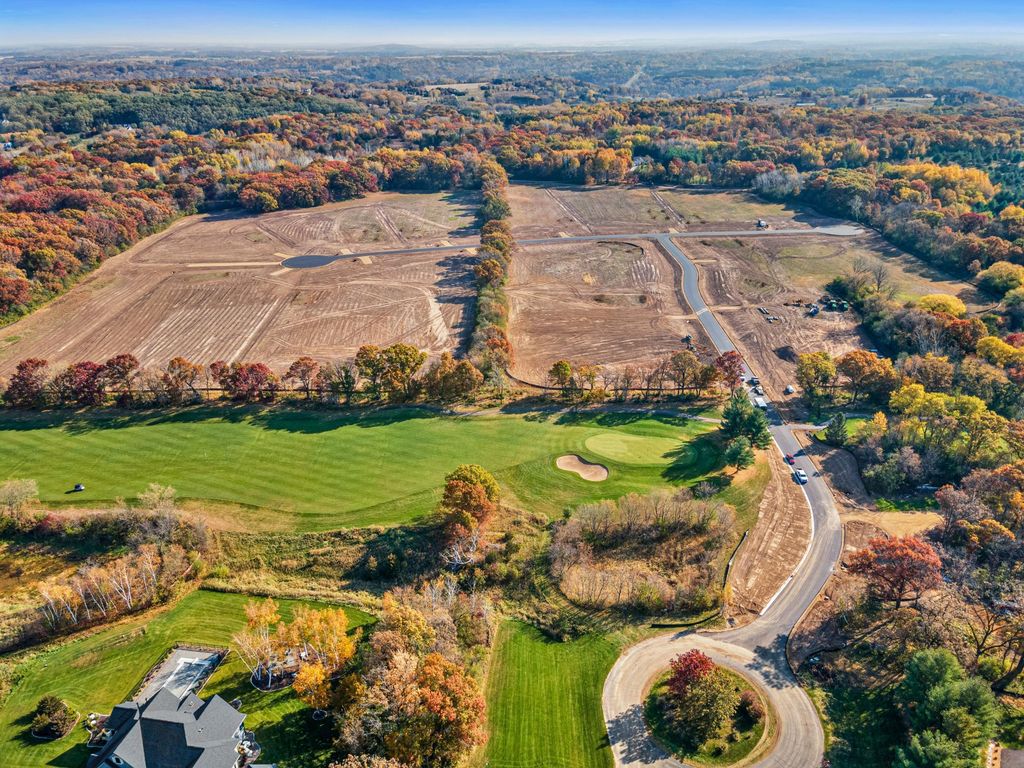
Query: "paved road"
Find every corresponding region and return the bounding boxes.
[601,237,845,768]
[280,225,862,268]
[277,221,850,766]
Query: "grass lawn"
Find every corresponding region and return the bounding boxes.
[483,621,621,768]
[813,416,868,442]
[658,190,804,224]
[0,406,736,532]
[0,589,373,768]
[644,669,769,767]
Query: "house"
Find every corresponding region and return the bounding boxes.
[88,688,262,768]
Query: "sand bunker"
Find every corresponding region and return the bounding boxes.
[556,455,609,482]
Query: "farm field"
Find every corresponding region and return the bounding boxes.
[0,407,743,532]
[506,239,711,383]
[676,232,980,400]
[0,589,374,768]
[506,184,683,238]
[506,185,838,239]
[483,620,620,768]
[0,191,478,375]
[657,189,834,231]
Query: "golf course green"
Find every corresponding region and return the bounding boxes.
[0,406,728,531]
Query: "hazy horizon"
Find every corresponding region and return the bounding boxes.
[2,0,1022,48]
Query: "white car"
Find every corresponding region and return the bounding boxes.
[793,468,808,484]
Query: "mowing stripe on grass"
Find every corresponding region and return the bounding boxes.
[0,407,726,531]
[485,621,620,768]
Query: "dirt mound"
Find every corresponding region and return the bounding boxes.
[776,345,799,363]
[556,455,609,481]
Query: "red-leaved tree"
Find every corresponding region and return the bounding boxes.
[848,535,942,607]
[666,649,716,698]
[3,358,49,407]
[713,351,745,391]
[51,361,106,406]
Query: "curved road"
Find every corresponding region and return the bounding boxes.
[281,223,851,766]
[600,236,845,768]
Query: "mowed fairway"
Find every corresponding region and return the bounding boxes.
[0,590,373,768]
[484,621,620,768]
[0,407,724,531]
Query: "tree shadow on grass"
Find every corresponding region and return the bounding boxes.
[0,404,255,435]
[258,707,334,768]
[9,711,91,767]
[45,742,91,768]
[661,433,724,483]
[822,681,901,768]
[250,405,434,434]
[554,410,696,429]
[0,403,439,436]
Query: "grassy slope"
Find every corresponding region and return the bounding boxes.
[0,407,726,532]
[0,590,373,768]
[483,621,620,768]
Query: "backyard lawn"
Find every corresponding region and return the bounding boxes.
[483,620,621,768]
[0,406,734,531]
[0,589,373,768]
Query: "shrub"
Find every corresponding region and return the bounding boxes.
[977,261,1024,297]
[738,689,765,723]
[30,695,75,738]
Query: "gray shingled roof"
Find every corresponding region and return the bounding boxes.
[88,687,246,768]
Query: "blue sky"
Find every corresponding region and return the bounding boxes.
[1,0,1021,47]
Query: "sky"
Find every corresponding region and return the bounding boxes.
[1,0,1022,48]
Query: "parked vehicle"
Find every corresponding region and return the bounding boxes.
[785,454,795,464]
[793,468,808,484]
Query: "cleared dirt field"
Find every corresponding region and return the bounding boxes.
[676,232,979,400]
[508,184,685,238]
[0,193,477,373]
[505,239,710,384]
